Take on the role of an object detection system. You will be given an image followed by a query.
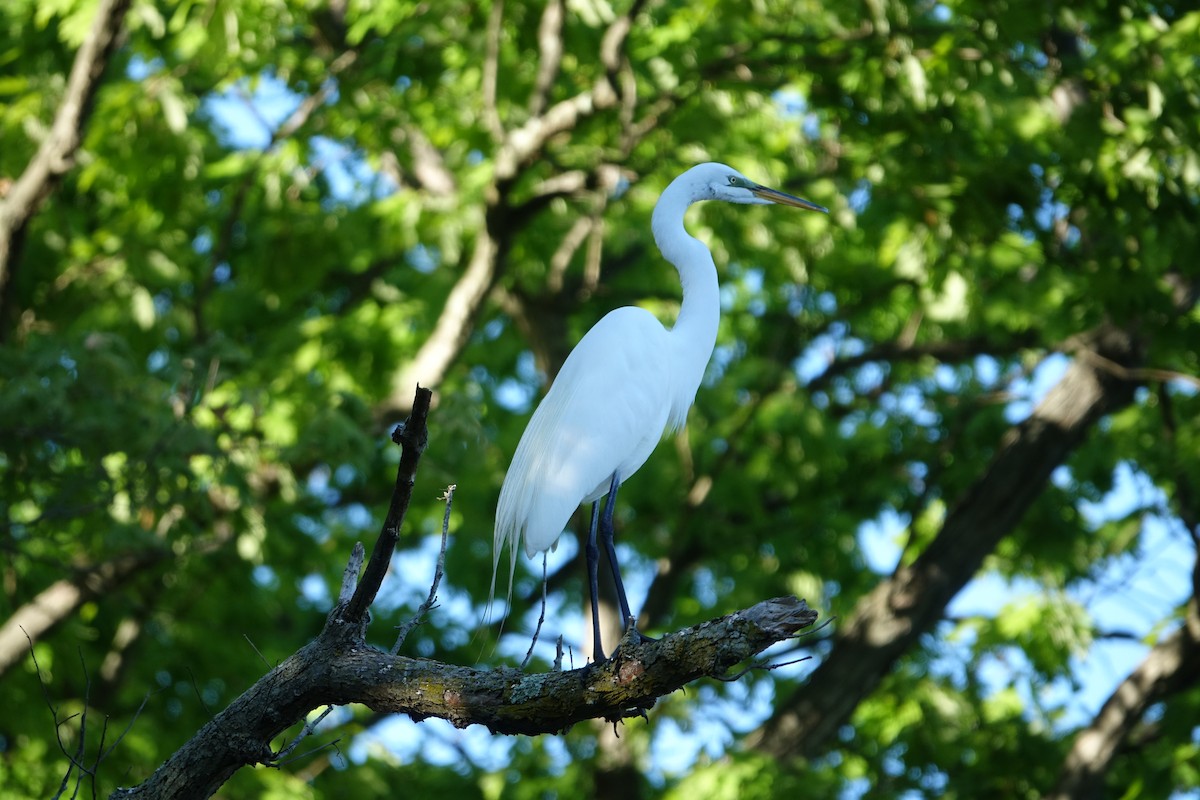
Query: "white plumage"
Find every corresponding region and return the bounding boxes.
[489,162,827,656]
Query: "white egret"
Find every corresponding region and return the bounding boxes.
[491,162,827,660]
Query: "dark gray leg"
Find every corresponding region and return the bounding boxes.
[600,473,654,646]
[599,473,636,626]
[586,499,605,661]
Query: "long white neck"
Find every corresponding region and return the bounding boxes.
[651,176,721,427]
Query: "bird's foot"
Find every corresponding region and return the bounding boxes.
[586,620,657,667]
[615,620,656,652]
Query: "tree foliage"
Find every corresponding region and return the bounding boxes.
[1,0,1198,797]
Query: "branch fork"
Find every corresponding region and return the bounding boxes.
[112,385,819,798]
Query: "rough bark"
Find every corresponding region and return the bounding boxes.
[748,322,1144,759]
[108,385,817,799]
[110,596,817,799]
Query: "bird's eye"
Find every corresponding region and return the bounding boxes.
[728,176,739,186]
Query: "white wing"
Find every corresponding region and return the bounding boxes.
[490,306,675,613]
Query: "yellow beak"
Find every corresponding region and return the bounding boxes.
[751,184,828,213]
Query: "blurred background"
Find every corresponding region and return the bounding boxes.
[1,0,1198,797]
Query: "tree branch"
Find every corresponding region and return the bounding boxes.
[106,380,818,798]
[383,1,651,411]
[0,549,169,679]
[1044,598,1200,800]
[480,0,506,141]
[529,0,565,116]
[343,386,433,623]
[0,0,132,336]
[383,125,458,196]
[110,592,815,799]
[747,321,1147,759]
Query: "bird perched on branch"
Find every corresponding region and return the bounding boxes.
[491,162,828,660]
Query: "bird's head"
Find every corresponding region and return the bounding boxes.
[691,162,828,213]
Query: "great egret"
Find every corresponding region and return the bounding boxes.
[491,162,827,660]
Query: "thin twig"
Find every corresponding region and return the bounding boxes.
[186,667,212,716]
[270,706,335,764]
[96,690,151,765]
[715,655,813,682]
[273,737,344,768]
[72,650,92,798]
[520,554,549,670]
[243,634,271,669]
[34,640,100,799]
[393,484,455,653]
[93,714,110,800]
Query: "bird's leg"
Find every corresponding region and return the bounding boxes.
[586,500,606,662]
[599,474,635,625]
[599,474,653,645]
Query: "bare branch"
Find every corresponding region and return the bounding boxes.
[269,706,335,765]
[343,386,433,624]
[392,485,455,653]
[110,597,817,799]
[97,690,152,767]
[553,635,566,671]
[243,635,271,669]
[521,554,549,670]
[33,637,147,799]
